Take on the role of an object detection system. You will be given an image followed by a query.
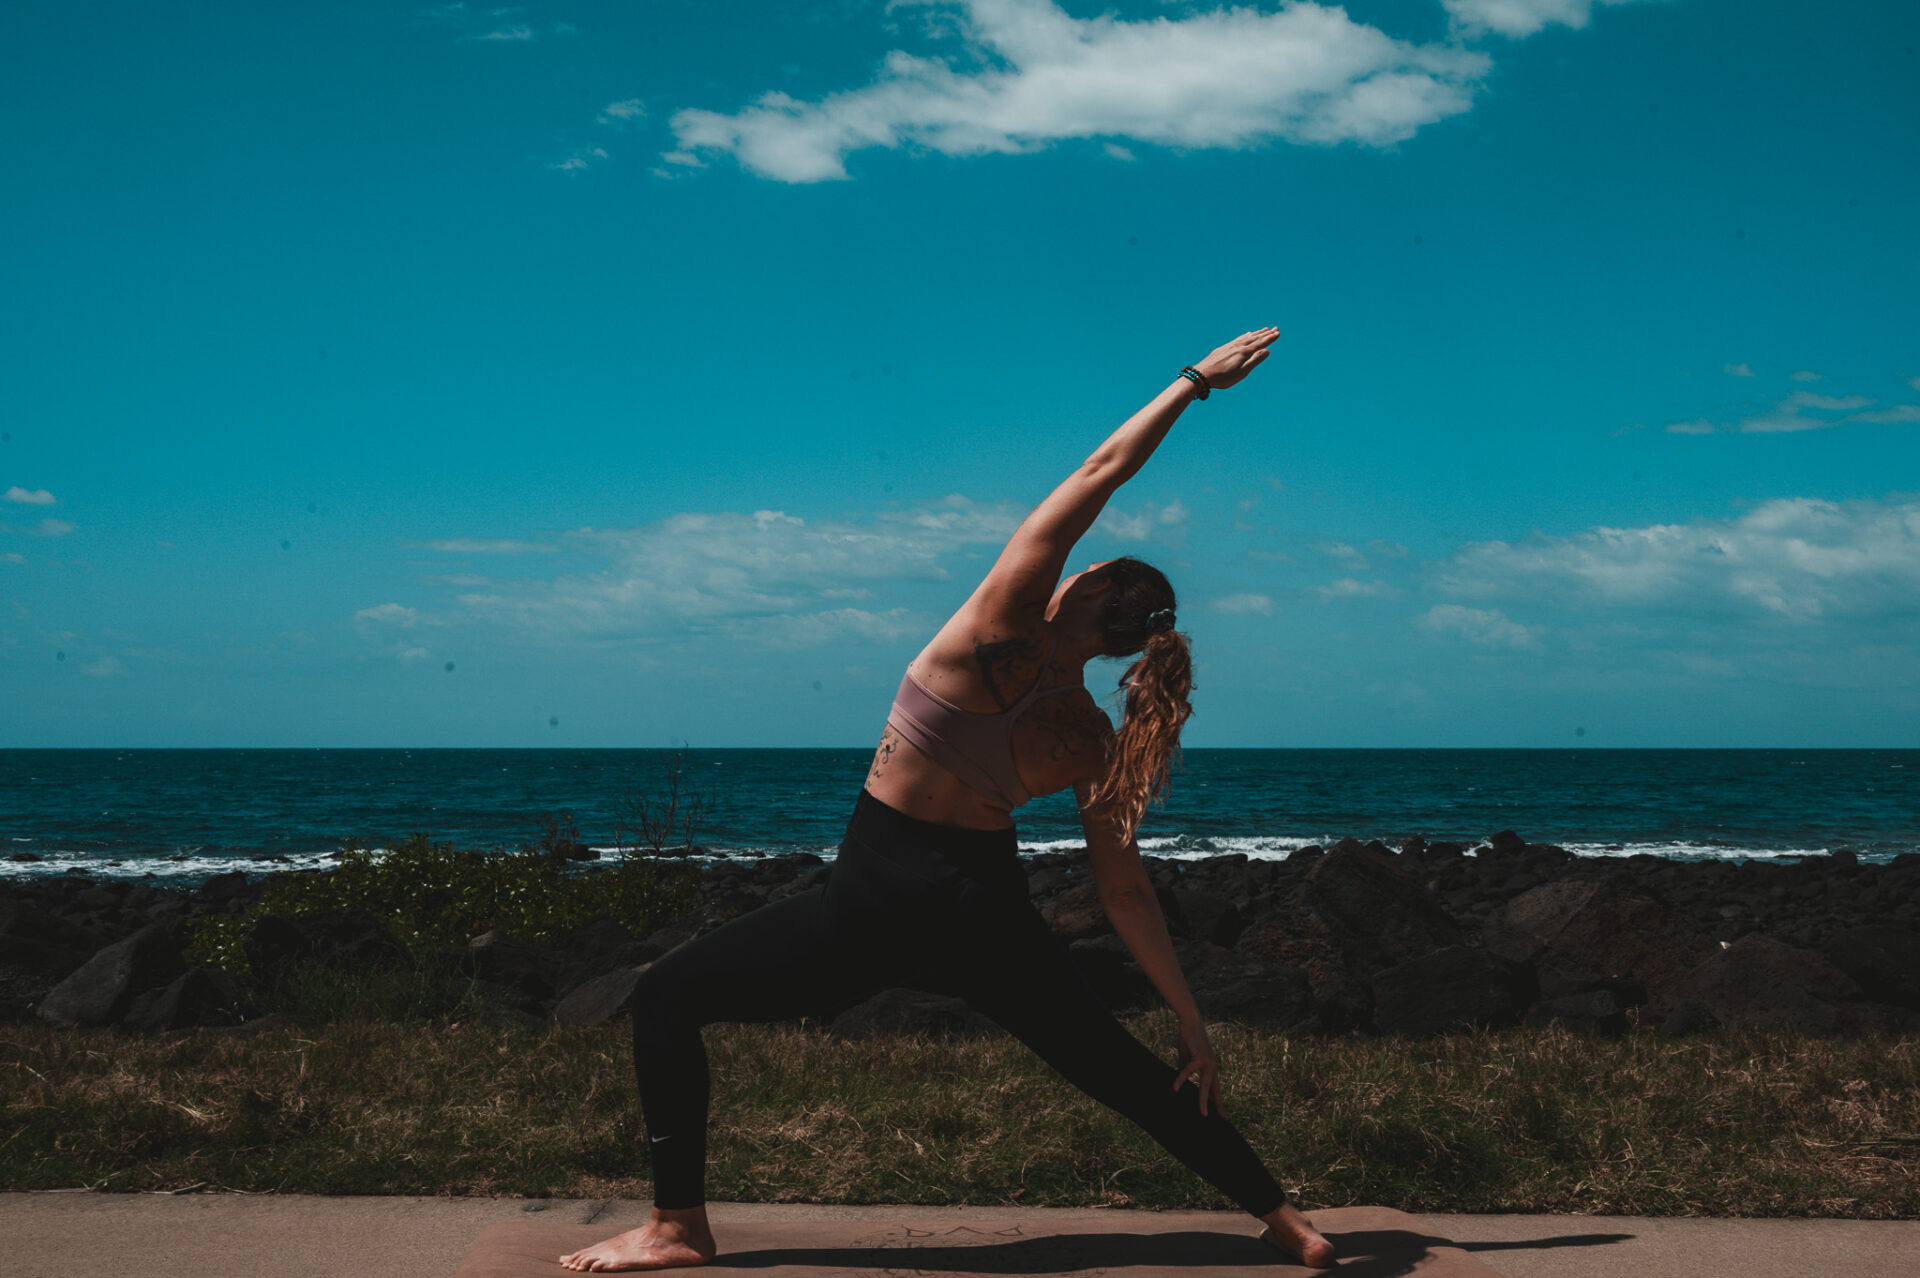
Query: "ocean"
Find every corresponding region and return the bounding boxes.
[2,748,1914,887]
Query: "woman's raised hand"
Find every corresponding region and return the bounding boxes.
[1192,326,1280,392]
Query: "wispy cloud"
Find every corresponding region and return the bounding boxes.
[395,498,1024,649]
[1212,592,1274,616]
[551,147,608,172]
[1096,499,1188,543]
[1417,603,1540,649]
[1664,385,1917,435]
[667,1,1491,182]
[354,603,420,627]
[80,656,125,678]
[1,552,23,564]
[476,24,533,41]
[1317,577,1394,600]
[1723,362,1754,377]
[1441,0,1655,40]
[30,518,75,537]
[3,486,54,505]
[1789,370,1824,382]
[424,538,560,554]
[1434,494,1920,622]
[597,98,647,124]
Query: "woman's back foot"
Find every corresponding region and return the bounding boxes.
[558,1209,717,1272]
[1258,1203,1336,1268]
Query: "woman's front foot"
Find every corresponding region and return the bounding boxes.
[558,1206,717,1272]
[1258,1202,1335,1268]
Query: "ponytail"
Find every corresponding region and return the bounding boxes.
[1088,627,1193,845]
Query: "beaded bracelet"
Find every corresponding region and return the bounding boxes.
[1178,366,1211,399]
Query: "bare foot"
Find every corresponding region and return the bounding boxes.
[1258,1203,1336,1268]
[559,1207,717,1272]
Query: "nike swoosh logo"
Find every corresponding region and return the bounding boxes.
[650,1135,671,1144]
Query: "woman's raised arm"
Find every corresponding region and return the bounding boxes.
[969,327,1280,614]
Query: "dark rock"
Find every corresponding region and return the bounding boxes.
[1372,946,1532,1035]
[244,909,406,985]
[1656,999,1717,1038]
[829,987,996,1039]
[1488,830,1528,855]
[6,853,41,863]
[1482,880,1713,1005]
[1826,925,1920,1008]
[462,931,562,1002]
[37,921,187,1028]
[1524,989,1627,1035]
[123,968,256,1033]
[1171,888,1245,948]
[553,964,650,1026]
[0,898,99,973]
[1043,881,1111,941]
[1235,917,1373,1032]
[564,914,637,954]
[1296,846,1462,975]
[1661,935,1866,1034]
[194,871,249,904]
[1192,958,1315,1027]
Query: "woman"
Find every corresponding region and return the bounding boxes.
[562,327,1333,1271]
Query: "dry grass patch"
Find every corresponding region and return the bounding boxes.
[3,1016,1915,1216]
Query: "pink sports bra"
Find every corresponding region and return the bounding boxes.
[886,637,1081,810]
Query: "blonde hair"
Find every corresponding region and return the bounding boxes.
[1082,559,1193,844]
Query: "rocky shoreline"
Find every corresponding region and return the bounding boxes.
[6,832,1919,1038]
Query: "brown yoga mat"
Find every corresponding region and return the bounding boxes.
[452,1208,1498,1278]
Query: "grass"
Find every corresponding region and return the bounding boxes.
[4,1016,1916,1216]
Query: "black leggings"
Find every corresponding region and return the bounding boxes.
[629,789,1287,1218]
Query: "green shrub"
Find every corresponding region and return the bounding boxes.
[186,818,701,980]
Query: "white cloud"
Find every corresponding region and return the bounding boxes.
[80,656,125,678]
[551,147,608,172]
[1212,592,1274,615]
[425,538,559,554]
[1910,376,1920,392]
[1665,386,1904,435]
[1417,603,1540,649]
[354,603,419,627]
[1315,540,1368,567]
[3,486,54,505]
[669,1,1490,182]
[1102,142,1136,162]
[598,98,647,123]
[1442,0,1653,40]
[477,24,532,40]
[1789,370,1824,382]
[1,552,23,564]
[1723,362,1754,378]
[1096,498,1188,542]
[725,607,930,649]
[1435,495,1920,621]
[439,498,1022,645]
[1847,404,1920,425]
[1317,577,1393,600]
[30,518,75,537]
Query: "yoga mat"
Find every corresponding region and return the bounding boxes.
[452,1208,1499,1278]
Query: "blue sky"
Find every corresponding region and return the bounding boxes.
[3,0,1916,748]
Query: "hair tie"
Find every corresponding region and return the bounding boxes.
[1146,608,1176,635]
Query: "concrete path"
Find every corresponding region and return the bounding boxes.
[3,1193,1916,1278]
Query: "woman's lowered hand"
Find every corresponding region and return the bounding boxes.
[1173,1015,1225,1117]
[1192,326,1280,391]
